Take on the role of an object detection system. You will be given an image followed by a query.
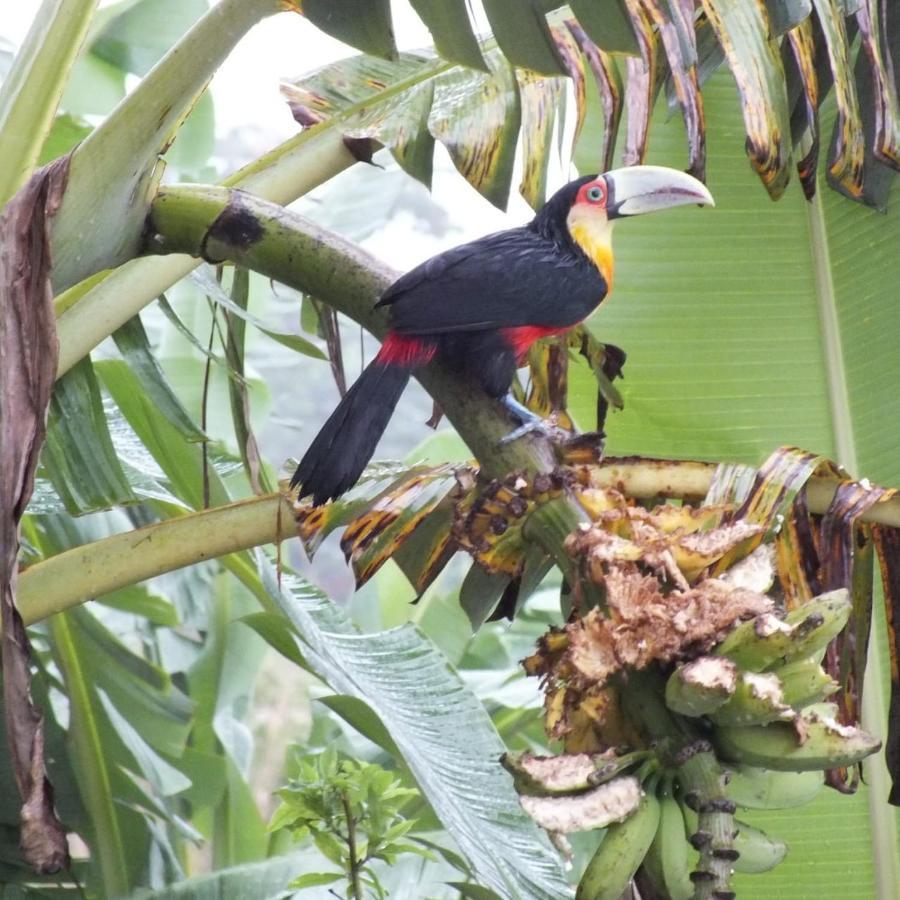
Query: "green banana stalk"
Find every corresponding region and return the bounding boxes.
[714,589,850,671]
[682,800,787,875]
[724,764,824,809]
[709,672,793,727]
[665,656,737,717]
[640,783,695,900]
[577,788,661,900]
[771,656,839,709]
[715,709,881,771]
[732,818,788,873]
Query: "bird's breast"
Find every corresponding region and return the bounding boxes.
[567,220,614,290]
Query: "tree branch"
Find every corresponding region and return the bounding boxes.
[15,460,900,627]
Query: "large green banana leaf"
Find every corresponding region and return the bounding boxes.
[563,67,900,900]
[289,0,900,210]
[255,557,571,899]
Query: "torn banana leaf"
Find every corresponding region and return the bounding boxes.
[700,0,792,197]
[622,0,661,166]
[645,0,706,180]
[292,462,460,563]
[281,33,611,210]
[813,0,866,198]
[340,464,461,586]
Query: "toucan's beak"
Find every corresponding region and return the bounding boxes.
[604,165,714,218]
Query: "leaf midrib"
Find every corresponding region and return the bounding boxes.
[807,186,900,900]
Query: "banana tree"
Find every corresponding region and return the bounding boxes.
[2,0,900,898]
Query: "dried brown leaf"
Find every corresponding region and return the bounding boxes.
[622,0,659,166]
[644,0,706,181]
[562,567,773,689]
[0,157,71,873]
[874,525,900,805]
[565,19,623,172]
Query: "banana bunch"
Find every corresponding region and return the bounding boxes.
[511,590,882,899]
[506,753,812,900]
[666,590,880,771]
[583,768,815,900]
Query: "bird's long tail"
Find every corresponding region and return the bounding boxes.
[291,335,433,505]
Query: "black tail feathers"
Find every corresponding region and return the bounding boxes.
[291,361,410,505]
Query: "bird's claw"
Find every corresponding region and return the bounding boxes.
[499,417,570,445]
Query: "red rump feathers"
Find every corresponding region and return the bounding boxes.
[376,333,437,367]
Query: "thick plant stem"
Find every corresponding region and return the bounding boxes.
[523,497,605,609]
[676,744,736,900]
[49,0,281,292]
[16,494,295,626]
[0,0,98,206]
[620,669,735,900]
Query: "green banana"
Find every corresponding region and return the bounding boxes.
[501,749,644,795]
[806,701,840,719]
[709,671,793,727]
[732,818,788,873]
[715,709,881,772]
[641,784,695,900]
[714,589,850,671]
[772,656,839,709]
[724,764,824,809]
[577,788,661,900]
[665,656,737,717]
[519,775,642,833]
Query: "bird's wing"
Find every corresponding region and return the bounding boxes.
[377,227,604,334]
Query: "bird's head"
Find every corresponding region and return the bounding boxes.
[534,166,714,285]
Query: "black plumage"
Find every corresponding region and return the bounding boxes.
[376,175,607,336]
[293,174,611,505]
[291,362,409,506]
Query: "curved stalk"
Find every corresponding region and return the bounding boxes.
[16,460,900,628]
[0,0,98,206]
[16,494,294,626]
[49,0,281,293]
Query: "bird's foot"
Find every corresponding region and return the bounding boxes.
[499,417,570,445]
[498,394,572,445]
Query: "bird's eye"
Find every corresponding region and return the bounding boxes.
[586,185,605,203]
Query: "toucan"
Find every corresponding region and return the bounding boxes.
[292,166,713,505]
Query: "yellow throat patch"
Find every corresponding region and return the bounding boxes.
[566,205,615,290]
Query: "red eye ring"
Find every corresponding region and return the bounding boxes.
[577,180,607,206]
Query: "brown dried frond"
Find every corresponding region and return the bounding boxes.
[527,496,774,734]
[566,495,763,587]
[562,567,772,687]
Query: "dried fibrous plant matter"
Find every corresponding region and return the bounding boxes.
[498,449,893,900]
[289,441,900,899]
